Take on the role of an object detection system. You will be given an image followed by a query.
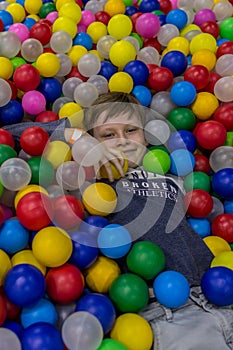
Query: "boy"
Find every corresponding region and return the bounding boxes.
[3,92,233,349]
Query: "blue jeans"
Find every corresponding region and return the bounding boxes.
[140,287,233,350]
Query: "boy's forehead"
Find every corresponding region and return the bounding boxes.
[93,110,143,128]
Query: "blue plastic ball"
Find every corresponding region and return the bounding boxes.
[153,270,190,308]
[139,0,160,12]
[0,10,13,28]
[75,293,116,334]
[0,218,29,254]
[169,149,195,176]
[123,60,149,85]
[132,85,152,106]
[224,200,233,214]
[97,224,132,259]
[38,78,62,103]
[21,298,58,328]
[167,130,197,153]
[166,9,188,30]
[98,61,117,80]
[0,100,24,125]
[201,266,233,306]
[73,32,93,51]
[20,322,64,350]
[22,17,37,30]
[2,321,23,338]
[187,218,211,238]
[4,264,46,307]
[212,168,233,200]
[170,81,196,106]
[161,50,188,77]
[125,6,139,16]
[79,215,109,238]
[69,230,99,270]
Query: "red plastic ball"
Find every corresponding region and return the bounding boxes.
[35,110,59,123]
[148,65,173,91]
[46,263,85,304]
[147,63,158,73]
[95,11,111,25]
[53,195,85,230]
[65,67,88,81]
[213,105,233,131]
[194,154,211,174]
[1,292,21,320]
[200,21,220,39]
[143,38,162,53]
[130,12,143,32]
[0,294,7,326]
[202,71,221,94]
[184,189,213,218]
[20,126,50,156]
[0,129,15,148]
[195,121,227,150]
[7,80,17,100]
[158,0,172,14]
[0,19,4,32]
[184,65,210,91]
[216,41,233,58]
[13,64,41,92]
[30,22,52,46]
[211,214,233,243]
[16,192,54,231]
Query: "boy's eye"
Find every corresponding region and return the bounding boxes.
[102,133,115,138]
[127,127,137,133]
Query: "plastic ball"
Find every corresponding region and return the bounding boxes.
[203,236,231,257]
[137,46,160,65]
[183,171,210,192]
[52,16,77,39]
[88,75,109,95]
[161,50,188,77]
[211,213,233,242]
[96,35,117,59]
[109,40,136,68]
[4,263,45,307]
[148,65,174,91]
[0,31,21,58]
[20,126,49,156]
[32,226,72,267]
[214,76,233,103]
[85,256,121,293]
[191,91,219,120]
[21,322,64,350]
[62,311,103,350]
[56,160,85,191]
[0,249,11,286]
[86,21,108,44]
[110,313,153,350]
[184,189,213,218]
[132,85,152,106]
[75,293,116,334]
[201,266,233,306]
[82,182,117,216]
[108,72,133,93]
[0,57,13,80]
[219,17,233,41]
[11,249,46,275]
[143,149,171,175]
[0,328,21,350]
[209,146,233,173]
[167,130,197,153]
[73,82,99,107]
[36,52,60,77]
[166,8,188,29]
[16,191,54,230]
[78,53,101,77]
[27,156,54,188]
[72,136,103,166]
[191,49,216,71]
[21,298,58,328]
[135,12,160,38]
[157,23,180,47]
[187,217,210,238]
[109,273,149,313]
[107,14,132,40]
[0,158,31,192]
[0,78,12,108]
[98,60,117,80]
[44,140,72,168]
[13,64,41,92]
[190,33,217,55]
[97,224,132,259]
[0,145,16,167]
[22,90,46,115]
[211,250,233,271]
[20,38,43,63]
[170,81,196,106]
[0,218,29,255]
[98,338,128,350]
[95,10,111,25]
[213,105,233,131]
[169,148,195,176]
[166,36,190,55]
[0,100,24,126]
[150,91,177,117]
[123,59,149,85]
[38,77,62,103]
[153,270,190,308]
[184,65,210,91]
[194,120,227,150]
[104,0,126,16]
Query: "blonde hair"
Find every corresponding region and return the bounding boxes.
[83,92,146,134]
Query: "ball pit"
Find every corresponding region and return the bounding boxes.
[0,0,233,348]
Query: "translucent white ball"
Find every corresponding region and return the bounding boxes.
[214,77,233,102]
[144,120,171,145]
[73,82,99,107]
[78,53,101,77]
[56,161,86,190]
[0,158,31,191]
[72,136,103,166]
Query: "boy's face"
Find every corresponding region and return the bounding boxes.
[92,111,148,168]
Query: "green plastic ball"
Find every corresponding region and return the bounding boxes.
[27,156,54,188]
[142,149,171,174]
[184,171,211,192]
[126,241,166,280]
[167,107,196,130]
[220,17,233,41]
[109,273,149,313]
[97,338,128,350]
[39,3,56,18]
[0,145,17,166]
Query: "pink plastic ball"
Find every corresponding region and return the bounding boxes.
[22,90,46,115]
[79,10,96,27]
[194,9,216,26]
[8,23,30,43]
[46,11,58,24]
[135,13,161,39]
[170,0,178,9]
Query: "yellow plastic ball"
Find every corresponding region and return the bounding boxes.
[109,72,134,93]
[44,140,72,168]
[59,2,82,24]
[52,16,77,39]
[82,182,117,216]
[109,40,136,68]
[110,313,153,350]
[0,57,13,79]
[85,256,121,293]
[56,0,75,11]
[11,250,46,275]
[88,49,104,61]
[58,102,82,119]
[0,249,11,286]
[36,53,60,77]
[68,45,88,66]
[6,3,26,23]
[14,185,49,209]
[180,24,201,38]
[27,14,40,22]
[190,33,217,55]
[107,14,133,40]
[167,37,190,56]
[24,0,43,14]
[67,109,84,128]
[104,0,126,16]
[32,226,73,267]
[86,21,108,44]
[100,151,128,180]
[191,49,217,71]
[203,236,231,257]
[191,92,219,120]
[210,251,233,270]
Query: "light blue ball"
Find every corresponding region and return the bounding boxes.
[0,218,29,254]
[21,298,58,328]
[169,149,195,176]
[170,81,196,106]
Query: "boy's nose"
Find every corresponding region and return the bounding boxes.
[116,133,130,146]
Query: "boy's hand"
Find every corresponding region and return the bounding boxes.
[95,146,126,182]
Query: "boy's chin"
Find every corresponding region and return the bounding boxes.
[127,160,140,168]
